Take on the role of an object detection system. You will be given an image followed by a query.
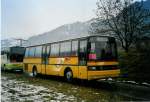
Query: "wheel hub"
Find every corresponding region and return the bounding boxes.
[66,71,72,79]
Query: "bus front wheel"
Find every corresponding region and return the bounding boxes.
[32,67,37,77]
[65,70,73,82]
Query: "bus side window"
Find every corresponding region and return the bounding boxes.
[28,47,36,57]
[71,40,78,56]
[25,48,29,57]
[50,43,59,57]
[35,46,42,57]
[79,39,87,65]
[60,41,71,56]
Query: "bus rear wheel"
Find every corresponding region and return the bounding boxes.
[65,70,73,82]
[32,67,37,77]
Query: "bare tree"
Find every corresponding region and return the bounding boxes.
[92,0,150,52]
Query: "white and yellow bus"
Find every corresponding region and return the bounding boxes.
[1,46,25,72]
[23,35,120,81]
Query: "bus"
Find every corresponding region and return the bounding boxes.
[23,35,120,81]
[1,46,25,72]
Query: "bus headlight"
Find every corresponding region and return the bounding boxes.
[88,67,97,70]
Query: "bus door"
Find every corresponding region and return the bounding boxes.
[78,39,88,79]
[41,45,50,74]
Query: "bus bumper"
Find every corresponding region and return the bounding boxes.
[4,63,23,71]
[87,69,120,80]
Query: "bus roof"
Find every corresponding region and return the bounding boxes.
[26,35,114,48]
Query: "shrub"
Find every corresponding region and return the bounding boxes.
[119,47,150,83]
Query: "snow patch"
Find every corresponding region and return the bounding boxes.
[1,76,78,102]
[142,82,150,86]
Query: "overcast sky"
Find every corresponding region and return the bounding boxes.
[1,0,98,40]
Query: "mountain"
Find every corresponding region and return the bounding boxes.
[26,18,107,46]
[26,0,150,46]
[27,21,92,46]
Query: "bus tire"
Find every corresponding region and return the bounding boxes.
[32,67,37,77]
[64,69,73,82]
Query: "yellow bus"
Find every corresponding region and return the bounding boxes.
[23,35,120,81]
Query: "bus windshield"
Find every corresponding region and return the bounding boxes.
[10,47,25,62]
[88,37,117,61]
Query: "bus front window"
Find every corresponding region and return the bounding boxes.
[88,37,117,60]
